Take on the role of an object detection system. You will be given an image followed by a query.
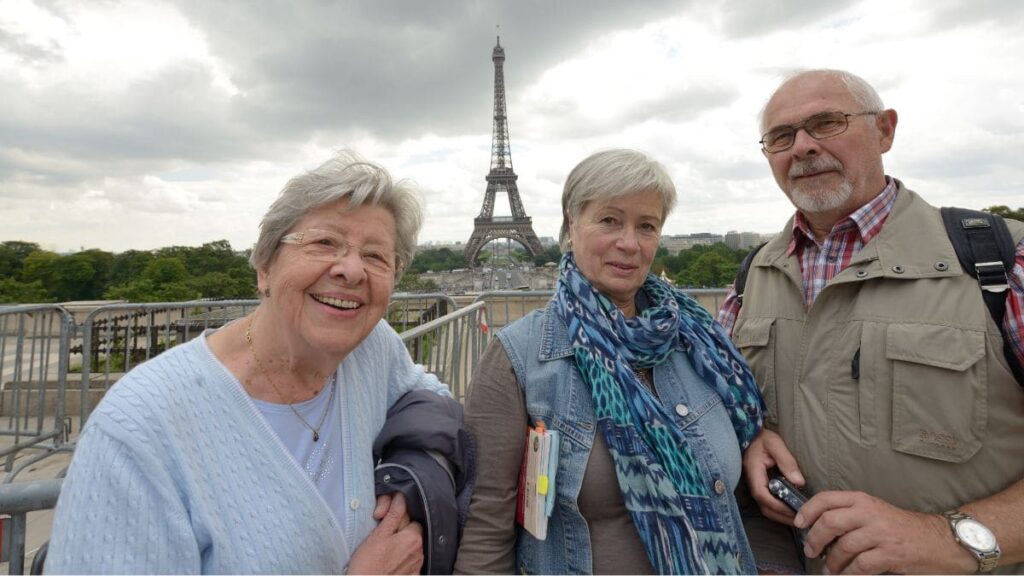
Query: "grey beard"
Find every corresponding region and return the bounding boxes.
[789,178,853,214]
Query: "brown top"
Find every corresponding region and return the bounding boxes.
[453,339,654,575]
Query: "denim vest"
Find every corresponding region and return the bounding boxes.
[498,299,756,575]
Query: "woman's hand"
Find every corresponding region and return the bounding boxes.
[743,428,805,525]
[348,492,424,575]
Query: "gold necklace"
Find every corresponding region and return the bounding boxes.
[245,316,337,442]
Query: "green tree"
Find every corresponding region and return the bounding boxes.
[409,248,467,273]
[189,272,257,299]
[532,244,563,267]
[984,205,1024,222]
[21,250,60,287]
[0,241,42,279]
[0,278,53,304]
[109,250,156,287]
[396,271,440,293]
[104,257,198,302]
[50,253,97,301]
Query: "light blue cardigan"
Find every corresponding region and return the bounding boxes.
[47,319,449,574]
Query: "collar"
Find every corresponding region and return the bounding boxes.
[787,177,899,256]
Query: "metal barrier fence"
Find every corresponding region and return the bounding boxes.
[0,306,74,483]
[399,301,488,403]
[0,479,61,574]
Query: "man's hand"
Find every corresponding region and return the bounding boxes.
[743,429,806,525]
[795,491,976,574]
[348,492,424,575]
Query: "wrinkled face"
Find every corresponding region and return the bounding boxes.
[762,74,893,219]
[569,189,663,314]
[257,198,397,359]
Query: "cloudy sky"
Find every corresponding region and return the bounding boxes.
[2,0,1023,254]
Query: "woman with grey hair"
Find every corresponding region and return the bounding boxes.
[455,149,765,574]
[48,151,453,574]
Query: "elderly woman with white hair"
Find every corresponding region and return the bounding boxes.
[455,149,765,574]
[48,152,454,574]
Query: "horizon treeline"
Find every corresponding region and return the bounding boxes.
[0,240,257,304]
[1,205,1018,305]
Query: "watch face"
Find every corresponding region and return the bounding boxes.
[956,519,997,552]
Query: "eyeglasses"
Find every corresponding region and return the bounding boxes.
[280,229,400,276]
[759,111,879,153]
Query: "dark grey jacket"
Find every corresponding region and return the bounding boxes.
[373,390,476,575]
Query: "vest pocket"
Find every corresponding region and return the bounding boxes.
[887,324,987,463]
[733,317,776,425]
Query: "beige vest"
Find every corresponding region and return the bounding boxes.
[734,183,1024,569]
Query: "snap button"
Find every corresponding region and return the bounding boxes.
[675,404,690,417]
[935,261,949,271]
[382,474,392,484]
[714,479,726,495]
[891,265,905,274]
[438,535,448,546]
[855,269,868,278]
[350,499,360,510]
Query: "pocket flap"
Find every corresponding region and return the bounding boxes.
[886,324,985,371]
[733,317,774,348]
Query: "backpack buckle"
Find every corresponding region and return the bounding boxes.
[975,261,1009,293]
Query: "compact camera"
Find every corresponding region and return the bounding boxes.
[767,471,809,512]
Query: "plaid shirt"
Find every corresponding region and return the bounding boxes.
[718,180,1024,367]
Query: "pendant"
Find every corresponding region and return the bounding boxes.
[313,431,319,442]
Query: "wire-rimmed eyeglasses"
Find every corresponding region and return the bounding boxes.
[280,228,400,276]
[760,111,879,153]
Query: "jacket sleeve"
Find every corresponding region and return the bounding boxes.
[374,389,476,575]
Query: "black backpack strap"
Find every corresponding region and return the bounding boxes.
[734,242,768,302]
[940,207,1024,386]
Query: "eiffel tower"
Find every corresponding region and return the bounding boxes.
[464,35,543,265]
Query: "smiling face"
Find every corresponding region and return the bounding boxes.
[762,73,896,229]
[256,198,397,360]
[569,189,663,316]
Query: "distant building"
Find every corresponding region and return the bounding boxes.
[660,233,723,255]
[723,231,762,250]
[418,240,465,251]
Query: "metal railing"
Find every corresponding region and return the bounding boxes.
[0,306,75,482]
[400,301,488,403]
[0,479,61,574]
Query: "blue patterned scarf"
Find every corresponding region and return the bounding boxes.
[554,252,764,574]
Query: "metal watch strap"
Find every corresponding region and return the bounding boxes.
[943,510,1000,573]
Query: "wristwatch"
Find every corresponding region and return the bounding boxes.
[943,510,1000,573]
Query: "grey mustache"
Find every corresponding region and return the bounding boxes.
[789,158,842,178]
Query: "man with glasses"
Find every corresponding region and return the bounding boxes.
[718,69,1024,574]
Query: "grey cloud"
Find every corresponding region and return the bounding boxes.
[172,0,692,140]
[711,0,863,38]
[921,0,1024,29]
[0,27,62,64]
